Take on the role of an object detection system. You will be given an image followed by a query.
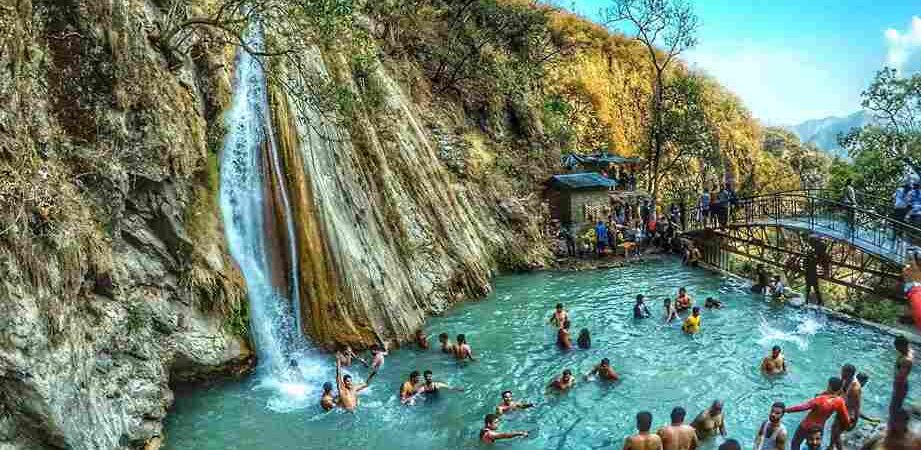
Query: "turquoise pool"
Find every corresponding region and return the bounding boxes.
[163,260,916,449]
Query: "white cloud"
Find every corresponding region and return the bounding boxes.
[885,16,921,73]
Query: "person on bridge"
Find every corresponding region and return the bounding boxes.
[842,180,858,238]
[893,183,910,223]
[908,183,921,226]
[804,235,824,305]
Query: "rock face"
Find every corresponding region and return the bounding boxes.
[0,1,251,449]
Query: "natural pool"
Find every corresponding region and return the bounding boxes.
[164,260,917,450]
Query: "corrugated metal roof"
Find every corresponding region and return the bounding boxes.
[548,172,616,190]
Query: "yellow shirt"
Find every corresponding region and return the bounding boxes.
[683,315,701,333]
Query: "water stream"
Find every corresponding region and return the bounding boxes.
[218,28,326,409]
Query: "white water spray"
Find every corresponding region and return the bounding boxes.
[219,27,325,408]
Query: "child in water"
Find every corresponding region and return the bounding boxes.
[682,307,701,334]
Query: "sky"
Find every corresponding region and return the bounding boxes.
[564,0,921,125]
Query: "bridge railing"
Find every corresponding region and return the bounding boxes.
[683,191,921,264]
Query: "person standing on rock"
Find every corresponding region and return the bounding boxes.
[454,334,475,361]
[336,358,370,411]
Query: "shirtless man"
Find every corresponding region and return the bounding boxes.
[753,402,787,450]
[336,345,367,368]
[585,358,620,381]
[550,303,569,327]
[785,377,850,450]
[691,400,726,439]
[399,371,422,405]
[438,332,454,354]
[415,329,429,350]
[557,320,573,350]
[319,382,336,411]
[495,390,534,415]
[830,364,861,450]
[479,413,528,443]
[366,342,389,382]
[888,336,914,444]
[675,288,693,312]
[657,407,698,450]
[624,411,663,450]
[335,358,370,411]
[417,370,463,399]
[454,334,475,361]
[548,369,576,392]
[761,346,786,375]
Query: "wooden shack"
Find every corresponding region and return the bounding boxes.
[545,173,615,232]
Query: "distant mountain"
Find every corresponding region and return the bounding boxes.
[786,111,874,159]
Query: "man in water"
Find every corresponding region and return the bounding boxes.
[550,303,569,327]
[418,370,463,398]
[399,371,422,405]
[634,295,652,319]
[624,411,664,450]
[889,336,914,433]
[479,413,528,443]
[718,440,740,450]
[557,320,573,350]
[704,297,722,309]
[495,390,534,415]
[761,346,787,375]
[676,287,693,312]
[366,342,389,382]
[454,334,475,361]
[753,402,787,450]
[830,364,862,450]
[548,369,575,392]
[336,344,367,368]
[415,329,429,350]
[785,377,850,450]
[691,400,726,439]
[682,307,701,334]
[336,358,370,411]
[585,358,620,381]
[663,298,679,324]
[804,426,824,450]
[438,332,454,354]
[657,407,699,450]
[320,382,336,411]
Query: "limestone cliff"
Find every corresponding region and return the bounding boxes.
[0,1,251,449]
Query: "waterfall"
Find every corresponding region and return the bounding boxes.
[219,27,324,408]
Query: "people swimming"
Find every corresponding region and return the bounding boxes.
[550,303,569,328]
[557,320,573,350]
[577,328,591,349]
[691,400,726,439]
[335,358,371,411]
[320,381,336,411]
[785,377,850,450]
[495,390,534,415]
[548,369,576,392]
[336,344,367,368]
[399,370,422,405]
[634,294,652,319]
[675,287,693,312]
[753,402,787,450]
[704,297,722,309]
[454,334,475,361]
[585,358,620,381]
[761,346,787,375]
[419,370,463,397]
[479,413,528,443]
[682,307,701,334]
[415,329,429,350]
[657,407,698,450]
[803,426,823,450]
[830,364,861,450]
[663,298,679,324]
[438,332,455,354]
[624,411,663,450]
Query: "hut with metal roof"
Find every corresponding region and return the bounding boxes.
[545,172,615,232]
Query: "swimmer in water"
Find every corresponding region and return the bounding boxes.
[577,328,591,349]
[682,307,701,334]
[664,298,679,324]
[399,370,422,405]
[550,303,569,328]
[454,334,475,361]
[753,402,787,450]
[624,411,664,450]
[557,320,573,350]
[804,426,823,450]
[675,287,693,312]
[704,297,722,309]
[495,390,534,415]
[415,329,429,350]
[419,370,463,398]
[336,344,368,368]
[479,413,528,443]
[657,407,699,450]
[761,346,787,375]
[548,369,576,392]
[691,400,726,439]
[635,295,652,319]
[335,358,370,411]
[320,381,336,411]
[585,358,620,381]
[438,332,455,354]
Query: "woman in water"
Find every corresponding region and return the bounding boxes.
[675,287,693,312]
[577,329,591,349]
[663,298,679,324]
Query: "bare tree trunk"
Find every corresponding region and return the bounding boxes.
[649,70,664,221]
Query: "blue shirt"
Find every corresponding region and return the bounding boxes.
[595,223,609,243]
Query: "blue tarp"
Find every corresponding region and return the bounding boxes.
[548,172,616,190]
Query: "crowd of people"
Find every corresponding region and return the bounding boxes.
[317,282,917,449]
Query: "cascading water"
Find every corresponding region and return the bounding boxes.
[219,27,325,410]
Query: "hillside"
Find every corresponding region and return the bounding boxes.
[787,110,873,158]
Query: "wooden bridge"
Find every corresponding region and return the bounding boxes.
[680,189,920,302]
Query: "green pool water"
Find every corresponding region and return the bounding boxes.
[163,260,916,450]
